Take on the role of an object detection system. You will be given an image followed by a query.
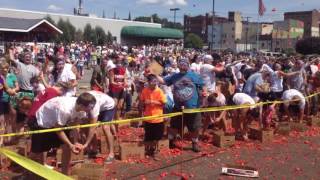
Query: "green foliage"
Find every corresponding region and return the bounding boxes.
[74,29,83,42]
[134,13,183,29]
[95,26,107,45]
[184,33,203,49]
[296,37,320,55]
[83,24,94,43]
[53,19,112,45]
[44,15,56,26]
[106,31,113,44]
[56,18,76,43]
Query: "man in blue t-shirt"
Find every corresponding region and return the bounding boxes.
[158,58,204,152]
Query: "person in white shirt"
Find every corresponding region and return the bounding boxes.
[31,93,96,175]
[200,54,224,94]
[232,93,257,141]
[190,55,202,74]
[46,57,78,97]
[87,90,116,164]
[282,89,306,123]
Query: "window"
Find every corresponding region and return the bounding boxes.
[232,27,235,31]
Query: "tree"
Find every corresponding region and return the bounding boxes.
[56,18,76,43]
[83,24,94,43]
[75,29,83,42]
[296,37,320,55]
[184,33,203,49]
[106,31,113,44]
[45,15,56,26]
[95,26,107,45]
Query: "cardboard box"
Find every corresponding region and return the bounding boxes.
[289,122,308,132]
[71,163,106,180]
[119,142,145,160]
[158,139,169,149]
[249,128,274,143]
[56,149,84,165]
[307,116,320,127]
[99,138,120,155]
[213,131,235,148]
[275,122,291,135]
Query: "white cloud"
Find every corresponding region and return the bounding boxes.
[137,0,187,6]
[47,4,62,11]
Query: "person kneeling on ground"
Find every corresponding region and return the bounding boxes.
[29,93,96,175]
[140,74,166,160]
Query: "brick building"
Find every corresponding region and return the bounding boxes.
[284,9,320,37]
[184,13,228,44]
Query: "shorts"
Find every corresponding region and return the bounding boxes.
[170,108,202,132]
[144,122,164,141]
[270,91,283,101]
[2,101,10,114]
[288,104,301,115]
[98,109,115,122]
[109,90,125,100]
[0,101,6,115]
[31,123,70,153]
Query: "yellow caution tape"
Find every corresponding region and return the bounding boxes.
[0,92,319,180]
[0,92,319,137]
[0,148,73,180]
[0,112,182,137]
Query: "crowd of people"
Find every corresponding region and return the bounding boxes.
[0,41,320,175]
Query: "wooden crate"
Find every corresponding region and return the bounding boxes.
[71,163,106,180]
[307,116,320,127]
[158,139,169,150]
[289,122,308,132]
[99,138,120,154]
[56,149,84,166]
[119,142,145,160]
[275,122,291,136]
[0,145,27,168]
[249,128,274,143]
[212,131,235,148]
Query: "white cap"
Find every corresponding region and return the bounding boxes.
[203,54,213,61]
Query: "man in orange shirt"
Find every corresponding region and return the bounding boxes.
[140,74,166,160]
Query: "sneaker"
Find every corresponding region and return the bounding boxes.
[104,156,115,164]
[192,142,201,153]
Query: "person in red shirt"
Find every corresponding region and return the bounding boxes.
[26,82,70,124]
[109,56,127,120]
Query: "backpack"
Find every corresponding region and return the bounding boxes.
[173,76,196,104]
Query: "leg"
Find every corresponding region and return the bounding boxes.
[61,144,72,175]
[102,125,114,158]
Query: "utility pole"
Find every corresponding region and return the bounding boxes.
[170,8,180,28]
[211,0,215,51]
[243,16,251,52]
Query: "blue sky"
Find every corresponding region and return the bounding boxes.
[1,0,319,22]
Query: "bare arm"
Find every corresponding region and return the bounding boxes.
[83,117,98,148]
[277,70,300,77]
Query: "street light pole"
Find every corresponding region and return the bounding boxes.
[170,8,180,28]
[243,16,251,52]
[211,0,215,51]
